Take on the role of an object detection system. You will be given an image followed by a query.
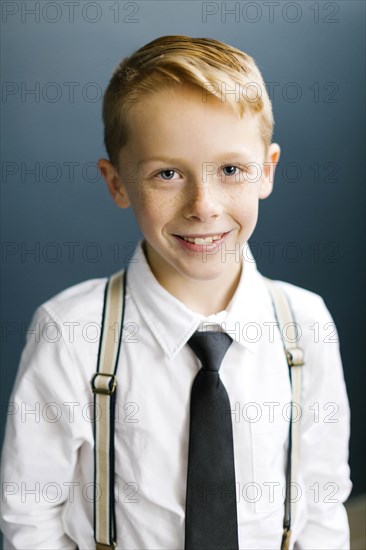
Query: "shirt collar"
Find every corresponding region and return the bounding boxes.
[127,239,274,359]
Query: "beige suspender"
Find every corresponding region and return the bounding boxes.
[91,269,126,549]
[263,277,305,550]
[90,270,304,550]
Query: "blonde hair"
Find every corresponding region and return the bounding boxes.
[102,35,274,168]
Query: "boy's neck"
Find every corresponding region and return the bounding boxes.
[167,267,242,316]
[142,241,243,316]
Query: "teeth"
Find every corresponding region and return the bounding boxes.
[182,234,223,244]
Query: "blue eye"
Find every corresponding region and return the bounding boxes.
[222,165,239,176]
[158,169,176,180]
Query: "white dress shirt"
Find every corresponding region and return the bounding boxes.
[1,239,352,549]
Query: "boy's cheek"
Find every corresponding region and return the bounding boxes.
[132,206,163,231]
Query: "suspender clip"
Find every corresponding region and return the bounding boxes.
[286,348,304,367]
[91,373,117,395]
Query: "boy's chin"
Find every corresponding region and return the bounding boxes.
[143,238,243,282]
[179,260,242,283]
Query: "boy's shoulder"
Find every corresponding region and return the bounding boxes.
[262,276,333,326]
[34,275,110,325]
[260,276,340,359]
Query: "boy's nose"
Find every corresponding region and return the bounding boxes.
[183,182,223,222]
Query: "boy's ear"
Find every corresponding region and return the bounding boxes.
[259,143,281,199]
[98,158,131,208]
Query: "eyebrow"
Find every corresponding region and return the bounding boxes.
[138,157,182,167]
[138,152,253,167]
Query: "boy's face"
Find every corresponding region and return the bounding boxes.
[99,83,280,289]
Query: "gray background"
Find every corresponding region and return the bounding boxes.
[1,0,365,534]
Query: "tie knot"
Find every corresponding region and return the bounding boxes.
[187,330,233,372]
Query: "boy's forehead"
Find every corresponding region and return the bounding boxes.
[118,82,266,166]
[130,83,260,126]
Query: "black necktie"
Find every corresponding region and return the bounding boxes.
[185,330,239,550]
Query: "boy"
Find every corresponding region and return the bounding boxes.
[1,35,352,549]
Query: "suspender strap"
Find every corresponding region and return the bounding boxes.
[263,277,305,550]
[91,270,126,550]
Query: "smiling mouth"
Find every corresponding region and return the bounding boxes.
[174,232,229,244]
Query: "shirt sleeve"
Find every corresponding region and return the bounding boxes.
[0,305,87,549]
[294,297,352,549]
